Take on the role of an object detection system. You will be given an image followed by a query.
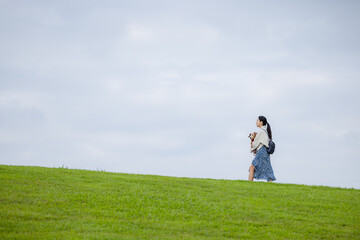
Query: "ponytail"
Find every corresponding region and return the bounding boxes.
[267,123,272,140]
[258,115,272,140]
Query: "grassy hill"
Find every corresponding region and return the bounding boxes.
[0,165,359,239]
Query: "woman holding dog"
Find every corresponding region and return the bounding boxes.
[248,116,276,182]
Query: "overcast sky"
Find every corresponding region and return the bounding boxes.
[1,0,359,189]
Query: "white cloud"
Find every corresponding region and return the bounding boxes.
[123,22,220,46]
[124,24,156,43]
[0,90,46,110]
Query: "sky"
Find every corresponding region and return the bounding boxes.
[1,0,360,189]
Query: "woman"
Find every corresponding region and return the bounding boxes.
[248,116,276,182]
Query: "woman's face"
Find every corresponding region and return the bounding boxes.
[256,118,263,128]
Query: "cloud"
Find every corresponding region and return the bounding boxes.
[124,24,156,43]
[0,90,44,109]
[123,21,220,47]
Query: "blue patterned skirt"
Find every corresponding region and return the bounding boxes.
[251,146,276,181]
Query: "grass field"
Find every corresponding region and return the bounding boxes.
[0,165,359,239]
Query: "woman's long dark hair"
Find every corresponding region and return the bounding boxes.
[258,116,272,140]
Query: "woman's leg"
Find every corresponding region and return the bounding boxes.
[248,164,255,181]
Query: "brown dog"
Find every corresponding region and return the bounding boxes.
[248,132,257,141]
[248,132,257,154]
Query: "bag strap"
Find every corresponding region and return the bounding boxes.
[262,128,271,140]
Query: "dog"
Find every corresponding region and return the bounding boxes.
[248,132,257,154]
[248,132,257,141]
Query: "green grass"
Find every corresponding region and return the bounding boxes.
[0,165,359,239]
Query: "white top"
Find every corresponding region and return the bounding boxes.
[250,126,270,152]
